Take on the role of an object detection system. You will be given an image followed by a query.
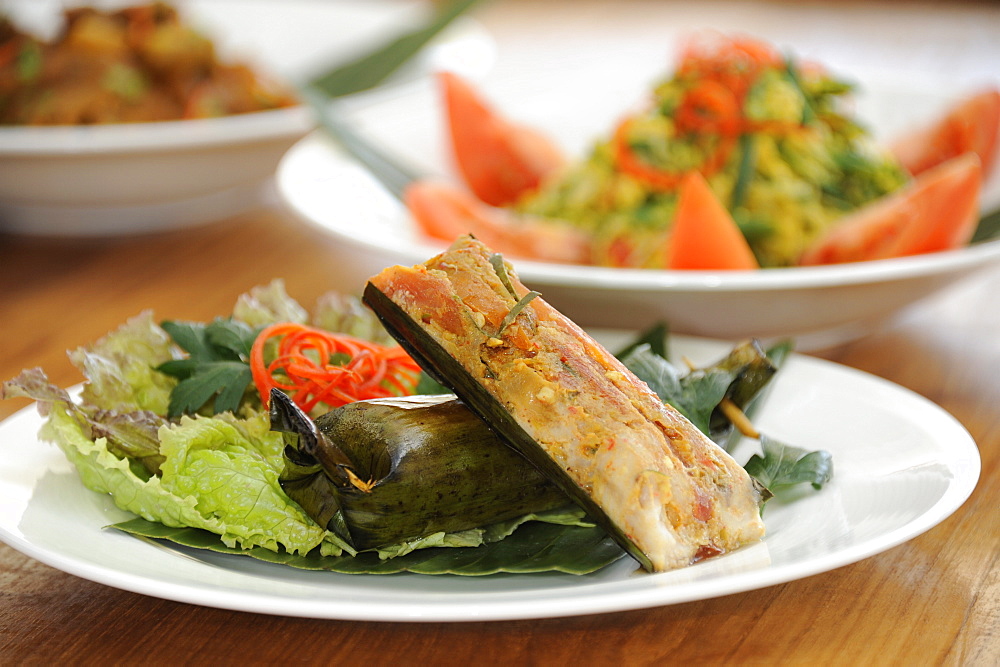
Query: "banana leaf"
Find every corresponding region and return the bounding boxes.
[271,390,569,551]
[618,337,785,449]
[113,517,624,575]
[307,0,485,99]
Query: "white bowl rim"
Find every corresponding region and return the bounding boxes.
[508,237,1000,292]
[0,105,315,156]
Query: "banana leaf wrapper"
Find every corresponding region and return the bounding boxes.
[272,390,569,551]
[707,339,778,439]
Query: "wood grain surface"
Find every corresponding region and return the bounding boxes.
[3,0,1000,661]
[1,205,997,665]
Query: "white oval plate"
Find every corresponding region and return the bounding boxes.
[276,72,1000,348]
[0,334,979,622]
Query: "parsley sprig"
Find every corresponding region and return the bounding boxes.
[156,318,260,418]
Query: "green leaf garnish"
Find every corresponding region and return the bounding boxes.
[744,435,833,494]
[615,322,669,360]
[156,318,260,417]
[618,343,733,436]
[113,516,625,576]
[490,252,519,299]
[614,329,830,507]
[308,0,485,99]
[972,207,1000,244]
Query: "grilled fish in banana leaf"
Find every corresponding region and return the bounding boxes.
[271,390,569,551]
[363,235,767,572]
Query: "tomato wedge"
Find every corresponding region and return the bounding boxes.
[439,71,565,207]
[890,88,1000,181]
[798,153,982,265]
[665,172,759,270]
[404,180,591,264]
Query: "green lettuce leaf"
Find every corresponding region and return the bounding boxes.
[40,403,326,555]
[311,292,398,346]
[68,311,176,414]
[156,414,325,553]
[231,279,309,328]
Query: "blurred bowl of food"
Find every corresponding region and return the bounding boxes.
[0,0,494,236]
[277,32,1000,349]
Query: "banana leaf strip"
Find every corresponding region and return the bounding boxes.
[704,339,780,442]
[113,517,626,576]
[272,390,569,551]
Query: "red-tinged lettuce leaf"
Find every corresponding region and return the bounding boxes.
[2,367,165,474]
[66,311,177,415]
[113,518,626,576]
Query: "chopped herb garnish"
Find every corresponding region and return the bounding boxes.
[488,251,541,336]
[490,252,519,299]
[496,291,541,336]
[16,41,43,82]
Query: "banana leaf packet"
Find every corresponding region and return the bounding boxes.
[270,390,570,552]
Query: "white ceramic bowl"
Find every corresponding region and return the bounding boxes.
[276,130,1000,349]
[273,22,1000,349]
[0,108,314,236]
[0,1,495,236]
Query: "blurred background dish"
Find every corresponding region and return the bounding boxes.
[0,0,495,236]
[277,45,1000,349]
[277,125,1000,350]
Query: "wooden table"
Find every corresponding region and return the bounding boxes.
[2,1,999,662]
[1,203,998,664]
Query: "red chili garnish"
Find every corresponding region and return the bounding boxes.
[613,35,805,191]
